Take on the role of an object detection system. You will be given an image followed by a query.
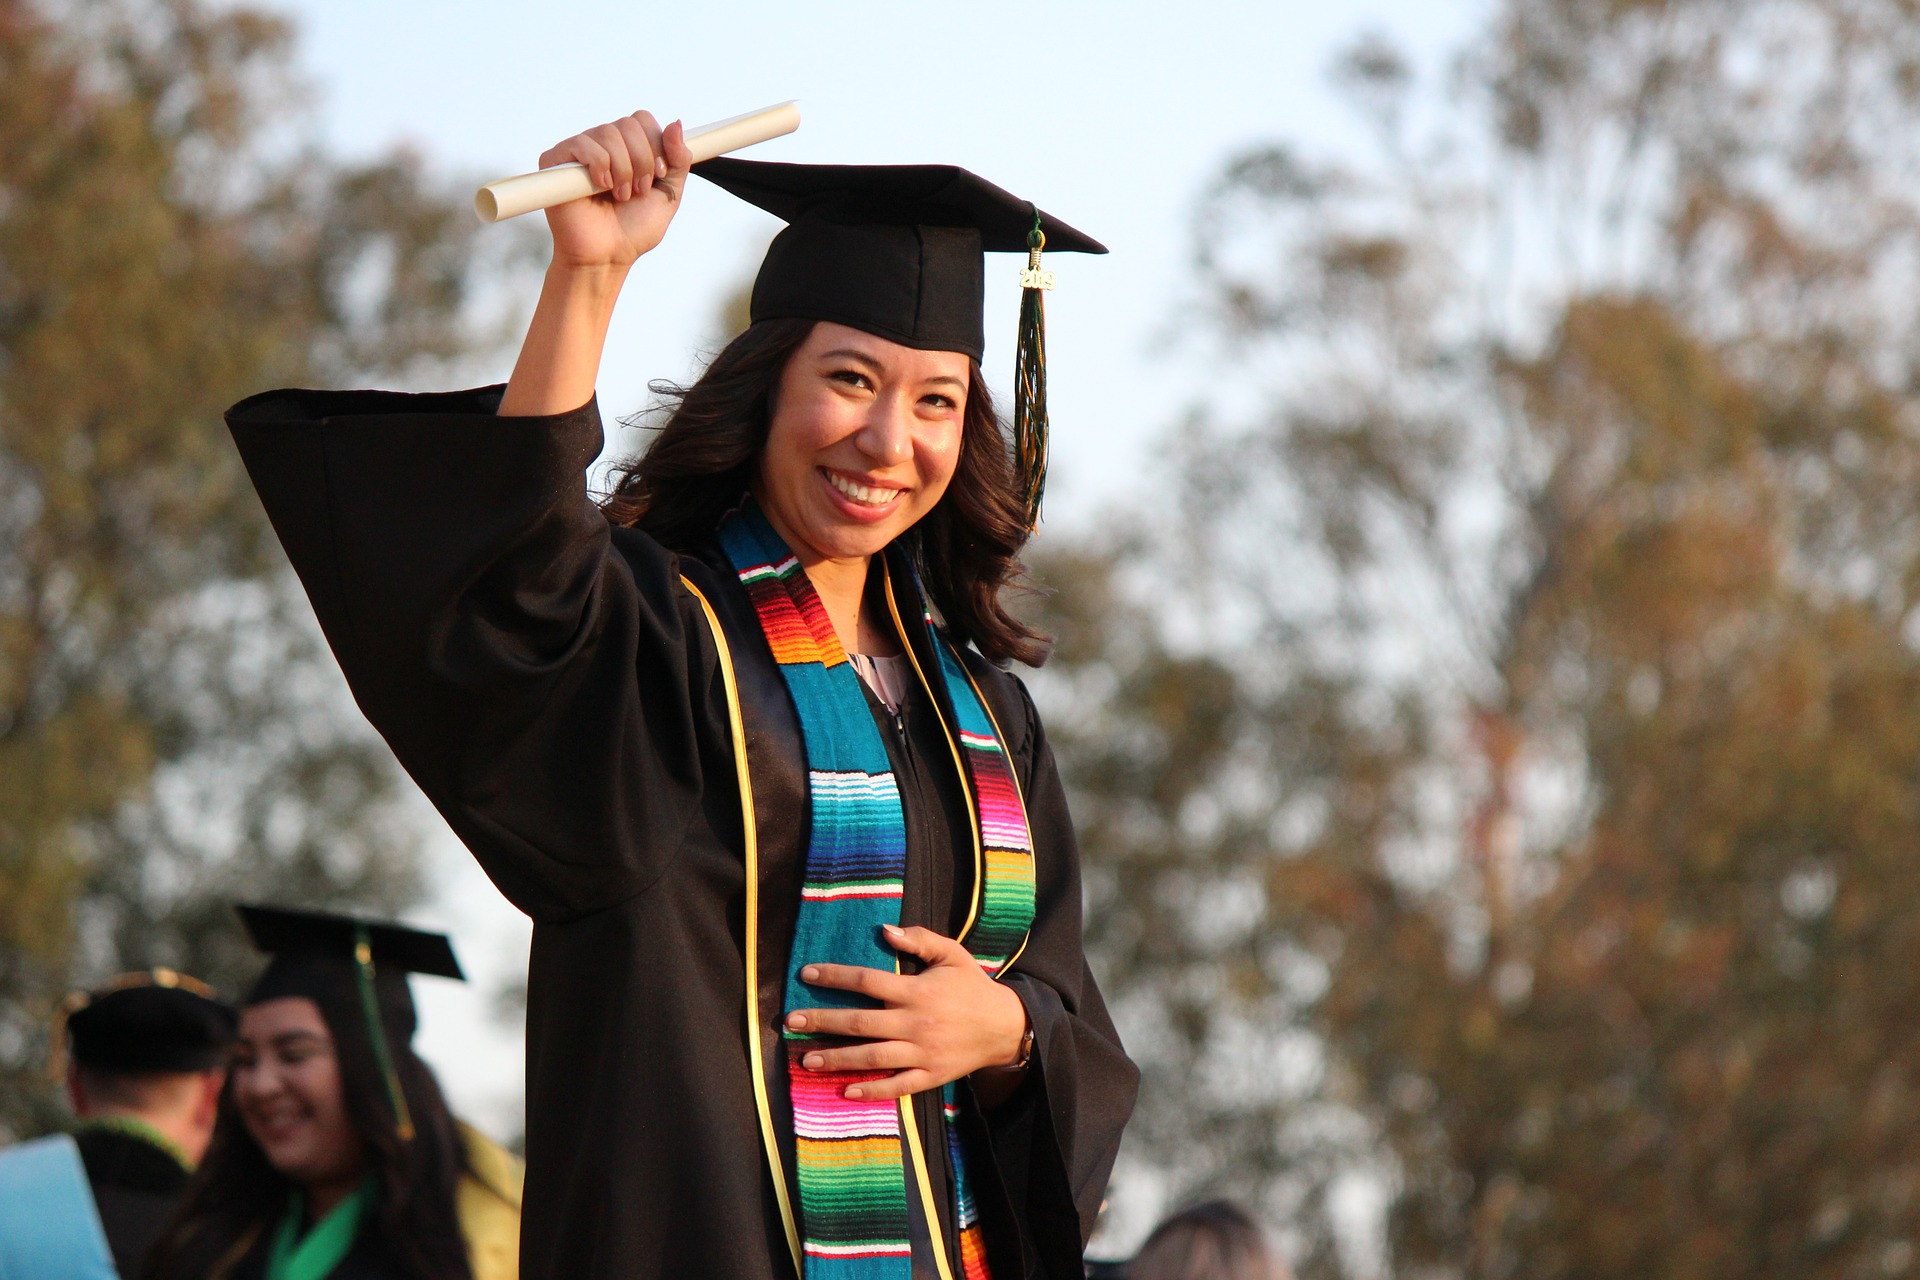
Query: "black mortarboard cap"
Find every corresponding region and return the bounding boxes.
[237,905,465,986]
[62,972,237,1076]
[236,904,464,1140]
[694,159,1104,363]
[693,159,1104,528]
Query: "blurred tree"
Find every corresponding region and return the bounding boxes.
[1039,1,1920,1276]
[1028,544,1388,1275]
[0,0,518,1138]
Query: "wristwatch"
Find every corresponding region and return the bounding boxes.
[1011,1023,1035,1070]
[995,1022,1035,1073]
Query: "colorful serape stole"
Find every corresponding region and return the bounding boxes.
[930,635,1037,977]
[719,503,1036,1280]
[929,600,1037,1280]
[721,506,912,1275]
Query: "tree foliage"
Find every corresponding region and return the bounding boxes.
[1039,1,1920,1275]
[0,0,510,1138]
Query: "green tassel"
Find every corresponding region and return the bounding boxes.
[1013,212,1049,532]
[353,925,415,1142]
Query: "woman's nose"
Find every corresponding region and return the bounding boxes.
[856,395,915,467]
[234,1063,277,1102]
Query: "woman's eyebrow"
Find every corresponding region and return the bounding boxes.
[819,347,883,370]
[267,1031,327,1050]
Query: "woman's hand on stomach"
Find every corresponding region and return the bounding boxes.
[785,924,1031,1102]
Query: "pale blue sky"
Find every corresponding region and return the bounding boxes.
[278,0,1488,519]
[259,0,1490,1228]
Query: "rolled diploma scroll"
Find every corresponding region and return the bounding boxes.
[474,101,801,223]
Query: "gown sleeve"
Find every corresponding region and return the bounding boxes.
[225,385,715,922]
[973,673,1140,1278]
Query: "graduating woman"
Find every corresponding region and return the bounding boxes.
[223,112,1137,1280]
[146,907,523,1280]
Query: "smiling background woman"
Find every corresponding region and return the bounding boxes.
[146,908,522,1280]
[222,111,1137,1280]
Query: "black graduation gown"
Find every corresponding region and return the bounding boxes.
[224,385,1138,1280]
[75,1125,189,1279]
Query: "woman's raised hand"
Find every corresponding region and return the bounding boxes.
[498,112,689,415]
[541,112,693,271]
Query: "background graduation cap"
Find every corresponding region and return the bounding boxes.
[693,158,1107,530]
[237,904,464,1142]
[51,970,236,1080]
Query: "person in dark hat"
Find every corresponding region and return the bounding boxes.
[146,906,522,1280]
[0,971,233,1280]
[64,973,238,1277]
[220,111,1137,1280]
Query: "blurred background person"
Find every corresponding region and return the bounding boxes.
[63,975,238,1277]
[147,906,521,1280]
[0,971,235,1280]
[1123,1201,1284,1280]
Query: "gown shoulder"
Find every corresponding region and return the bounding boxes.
[226,385,728,922]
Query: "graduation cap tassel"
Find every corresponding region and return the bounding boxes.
[1013,211,1053,532]
[353,925,416,1142]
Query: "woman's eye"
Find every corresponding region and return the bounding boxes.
[829,369,870,389]
[922,394,957,411]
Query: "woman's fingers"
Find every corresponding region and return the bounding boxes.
[543,116,665,204]
[800,962,909,1002]
[656,120,692,202]
[629,111,666,179]
[881,923,969,966]
[611,115,657,200]
[797,1038,917,1074]
[538,110,684,218]
[551,134,614,195]
[661,119,692,173]
[583,123,635,202]
[787,1004,917,1039]
[847,1069,938,1102]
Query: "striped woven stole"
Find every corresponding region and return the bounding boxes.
[931,624,1037,1280]
[718,505,1035,1280]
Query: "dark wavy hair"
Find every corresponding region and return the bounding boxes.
[145,974,472,1280]
[600,317,1048,667]
[1129,1200,1281,1280]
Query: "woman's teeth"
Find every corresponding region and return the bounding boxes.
[826,471,902,508]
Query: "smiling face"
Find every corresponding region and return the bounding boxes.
[753,321,971,567]
[232,997,367,1194]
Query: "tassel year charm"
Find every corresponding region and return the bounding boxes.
[1014,212,1052,532]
